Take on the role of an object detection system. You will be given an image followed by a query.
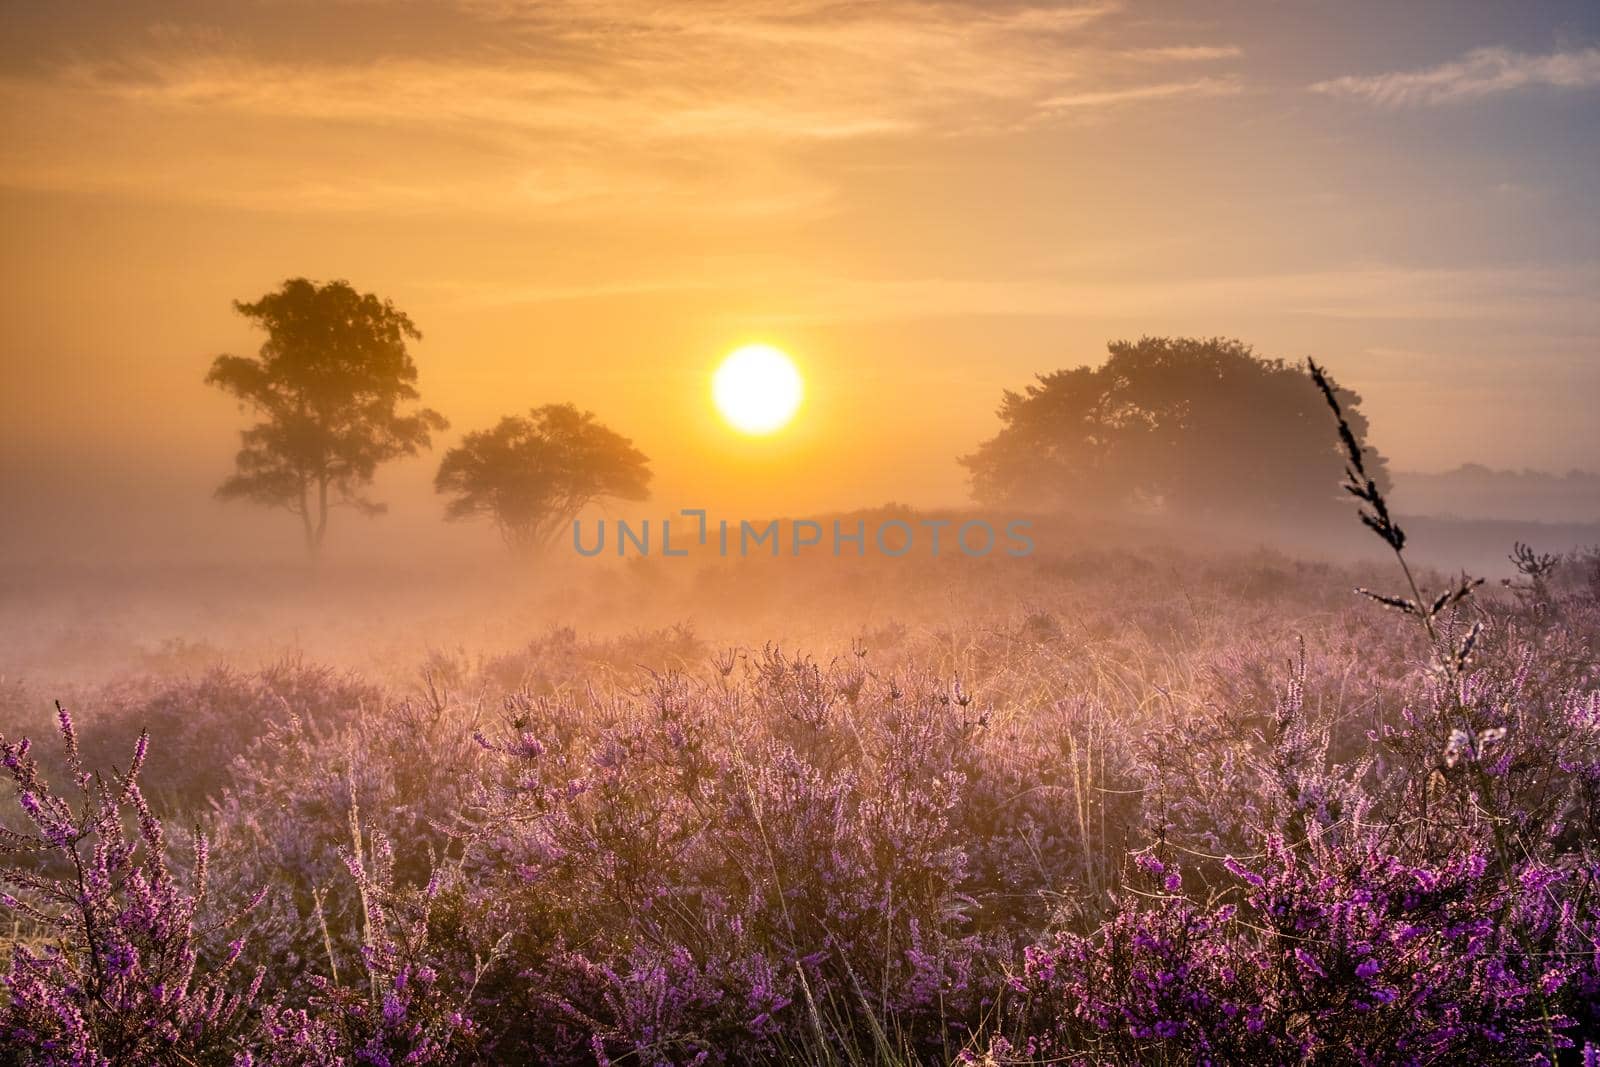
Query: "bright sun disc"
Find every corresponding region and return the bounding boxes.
[713,344,803,435]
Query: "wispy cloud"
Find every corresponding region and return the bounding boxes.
[1119,45,1242,63]
[0,0,1249,216]
[1040,76,1240,112]
[46,4,1058,135]
[1312,46,1600,106]
[52,2,1226,142]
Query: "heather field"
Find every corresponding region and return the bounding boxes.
[3,492,1599,1064]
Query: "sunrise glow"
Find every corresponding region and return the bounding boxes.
[712,344,803,436]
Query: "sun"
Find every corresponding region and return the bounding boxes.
[712,344,803,435]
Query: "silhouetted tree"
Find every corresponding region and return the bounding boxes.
[961,336,1390,521]
[205,279,448,555]
[434,405,652,553]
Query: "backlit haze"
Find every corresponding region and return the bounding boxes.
[3,0,1598,566]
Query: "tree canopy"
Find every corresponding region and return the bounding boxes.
[961,336,1390,521]
[205,278,448,554]
[434,404,652,553]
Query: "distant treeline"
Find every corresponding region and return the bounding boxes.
[1397,465,1600,523]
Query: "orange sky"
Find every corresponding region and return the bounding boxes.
[2,1,1597,561]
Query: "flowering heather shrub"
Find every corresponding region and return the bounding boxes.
[35,661,382,815]
[452,661,1009,1062]
[1001,853,1285,1064]
[471,624,708,695]
[0,706,266,1064]
[250,828,499,1065]
[1003,843,1599,1065]
[207,696,486,990]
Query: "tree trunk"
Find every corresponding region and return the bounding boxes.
[314,474,330,554]
[299,478,317,557]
